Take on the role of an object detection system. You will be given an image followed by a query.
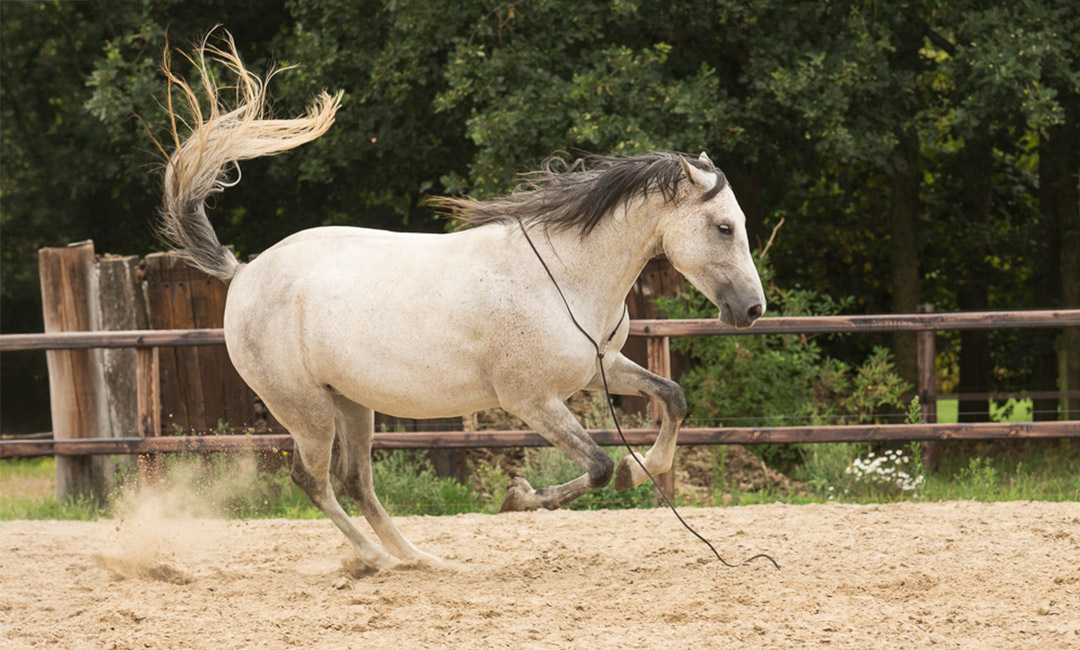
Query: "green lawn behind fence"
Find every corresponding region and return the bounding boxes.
[3,438,1076,520]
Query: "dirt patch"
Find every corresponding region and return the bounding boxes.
[3,501,1078,649]
[676,445,798,504]
[93,554,192,585]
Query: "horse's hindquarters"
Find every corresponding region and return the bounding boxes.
[221,229,508,419]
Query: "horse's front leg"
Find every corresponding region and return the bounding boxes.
[498,397,614,511]
[585,353,688,491]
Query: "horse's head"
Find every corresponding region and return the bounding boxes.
[660,153,766,329]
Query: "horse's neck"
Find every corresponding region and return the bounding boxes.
[537,202,664,325]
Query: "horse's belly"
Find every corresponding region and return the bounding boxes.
[225,285,501,418]
[355,388,498,420]
[223,226,592,419]
[319,344,500,418]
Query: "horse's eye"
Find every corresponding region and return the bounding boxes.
[717,223,733,237]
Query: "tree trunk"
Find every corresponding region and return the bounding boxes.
[957,131,994,423]
[957,281,991,422]
[890,126,922,388]
[1043,88,1080,420]
[1037,96,1066,420]
[887,15,926,392]
[1030,171,1061,421]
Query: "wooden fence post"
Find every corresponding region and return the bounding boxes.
[38,241,112,502]
[97,255,148,438]
[622,258,686,416]
[647,336,676,503]
[141,252,263,436]
[917,304,940,471]
[137,346,162,483]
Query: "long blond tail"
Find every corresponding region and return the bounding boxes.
[154,30,342,281]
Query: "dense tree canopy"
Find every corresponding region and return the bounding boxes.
[2,0,1077,431]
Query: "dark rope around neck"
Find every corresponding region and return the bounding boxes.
[515,218,779,570]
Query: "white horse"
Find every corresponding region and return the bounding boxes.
[155,35,765,573]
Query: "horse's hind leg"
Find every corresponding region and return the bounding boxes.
[498,397,613,511]
[329,394,442,566]
[585,352,687,490]
[269,395,398,573]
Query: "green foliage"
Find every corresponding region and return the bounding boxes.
[906,397,923,425]
[0,458,111,519]
[955,456,1000,498]
[0,452,486,520]
[471,461,509,514]
[523,447,657,510]
[841,447,925,497]
[793,439,930,501]
[730,439,1078,506]
[796,443,868,495]
[3,1,1079,435]
[936,398,1035,424]
[4,438,1079,520]
[657,256,912,472]
[0,493,107,521]
[371,451,483,516]
[657,258,912,427]
[187,450,487,518]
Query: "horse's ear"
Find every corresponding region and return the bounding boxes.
[698,151,712,166]
[679,155,715,189]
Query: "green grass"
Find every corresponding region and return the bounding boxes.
[0,457,107,519]
[2,439,1077,520]
[726,438,1079,506]
[936,397,1034,423]
[0,451,494,520]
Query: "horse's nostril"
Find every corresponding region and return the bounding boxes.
[747,304,763,321]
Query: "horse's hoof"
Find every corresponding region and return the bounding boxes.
[414,550,446,568]
[500,477,541,512]
[613,452,646,491]
[400,551,446,570]
[341,554,399,577]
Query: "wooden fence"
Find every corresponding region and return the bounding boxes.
[6,244,1077,502]
[4,310,1079,496]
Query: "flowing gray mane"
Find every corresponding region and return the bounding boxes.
[435,152,727,236]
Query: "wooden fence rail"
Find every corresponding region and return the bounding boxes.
[629,309,1080,336]
[0,328,224,351]
[4,422,1077,459]
[3,310,1079,496]
[4,309,1078,352]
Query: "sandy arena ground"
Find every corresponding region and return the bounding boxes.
[2,501,1079,649]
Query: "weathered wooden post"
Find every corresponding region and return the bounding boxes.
[137,346,162,483]
[647,335,676,503]
[97,254,148,438]
[623,258,686,415]
[141,252,258,436]
[916,304,939,471]
[38,241,112,501]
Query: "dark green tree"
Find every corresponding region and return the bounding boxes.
[3,0,1078,434]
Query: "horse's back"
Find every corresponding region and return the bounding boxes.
[222,225,527,417]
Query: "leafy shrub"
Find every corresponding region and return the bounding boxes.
[371,451,482,516]
[954,456,1000,499]
[655,258,911,471]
